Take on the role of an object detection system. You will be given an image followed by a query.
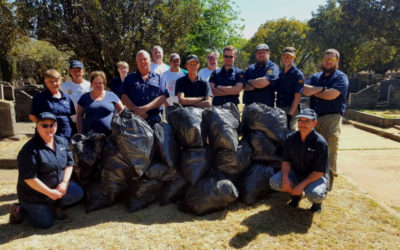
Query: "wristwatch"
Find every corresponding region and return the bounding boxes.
[202,96,205,101]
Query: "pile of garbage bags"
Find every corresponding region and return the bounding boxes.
[71,103,288,215]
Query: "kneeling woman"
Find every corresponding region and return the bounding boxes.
[76,71,124,135]
[10,112,84,229]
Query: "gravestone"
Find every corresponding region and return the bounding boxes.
[0,100,16,137]
[14,89,33,122]
[388,83,400,108]
[348,85,379,109]
[379,80,400,101]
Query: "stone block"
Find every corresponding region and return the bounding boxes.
[0,100,16,137]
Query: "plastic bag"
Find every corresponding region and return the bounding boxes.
[111,109,154,177]
[126,178,163,212]
[160,176,188,206]
[202,103,239,151]
[242,103,288,144]
[167,105,204,148]
[178,176,238,215]
[70,132,106,186]
[180,146,213,185]
[153,122,180,168]
[236,139,253,175]
[248,130,281,162]
[145,158,180,182]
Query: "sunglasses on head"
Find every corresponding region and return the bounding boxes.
[39,123,57,129]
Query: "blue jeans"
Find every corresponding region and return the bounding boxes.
[21,181,84,229]
[269,170,328,203]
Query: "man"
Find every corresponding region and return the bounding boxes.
[243,43,279,107]
[60,60,91,125]
[209,46,244,106]
[121,50,168,126]
[175,54,212,108]
[161,53,187,106]
[10,112,84,228]
[269,108,329,213]
[150,46,170,75]
[110,61,129,98]
[276,47,304,131]
[302,48,349,190]
[198,51,219,81]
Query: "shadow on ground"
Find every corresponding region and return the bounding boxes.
[230,193,314,248]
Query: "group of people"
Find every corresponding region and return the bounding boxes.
[10,43,348,228]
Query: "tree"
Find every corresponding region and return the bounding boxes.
[15,0,201,81]
[240,19,314,74]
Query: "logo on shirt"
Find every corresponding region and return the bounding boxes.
[307,147,316,152]
[298,79,303,84]
[239,74,244,78]
[67,90,72,95]
[59,147,65,151]
[266,70,273,76]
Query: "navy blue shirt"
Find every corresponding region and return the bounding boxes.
[110,76,124,98]
[30,89,75,139]
[175,75,212,100]
[17,134,74,204]
[122,71,168,118]
[209,66,245,106]
[78,91,120,134]
[282,130,329,178]
[243,60,279,106]
[276,65,304,108]
[307,70,349,115]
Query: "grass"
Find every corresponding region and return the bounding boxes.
[358,109,400,119]
[0,171,399,249]
[0,136,30,159]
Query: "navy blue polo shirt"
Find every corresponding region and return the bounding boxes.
[17,134,74,204]
[122,71,168,118]
[307,70,349,115]
[243,60,279,106]
[175,75,212,99]
[209,66,244,106]
[30,89,75,139]
[110,76,124,98]
[282,130,329,178]
[276,65,304,108]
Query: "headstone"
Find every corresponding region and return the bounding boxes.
[348,84,379,109]
[0,100,16,137]
[379,79,400,101]
[388,83,400,108]
[14,89,33,122]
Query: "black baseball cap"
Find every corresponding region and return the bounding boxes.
[37,112,57,122]
[186,54,200,63]
[296,108,317,120]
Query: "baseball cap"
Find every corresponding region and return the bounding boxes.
[186,54,199,63]
[283,47,296,57]
[37,112,57,122]
[69,60,84,69]
[255,43,269,51]
[170,53,180,61]
[296,108,317,120]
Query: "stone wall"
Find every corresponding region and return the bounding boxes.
[348,85,379,109]
[0,100,16,137]
[345,109,400,128]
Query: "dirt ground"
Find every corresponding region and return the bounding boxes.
[338,125,400,211]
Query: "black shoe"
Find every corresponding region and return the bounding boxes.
[309,203,322,213]
[9,203,23,224]
[288,195,302,208]
[54,207,68,220]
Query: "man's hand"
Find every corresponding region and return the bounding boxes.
[48,189,63,200]
[56,182,68,196]
[281,177,293,193]
[135,106,149,119]
[290,185,305,196]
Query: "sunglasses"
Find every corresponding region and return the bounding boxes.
[323,57,338,63]
[39,123,57,129]
[224,55,234,59]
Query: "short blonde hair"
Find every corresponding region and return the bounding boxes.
[44,69,61,79]
[324,48,340,59]
[89,71,107,85]
[116,61,129,69]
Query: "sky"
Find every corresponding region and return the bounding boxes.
[234,0,328,39]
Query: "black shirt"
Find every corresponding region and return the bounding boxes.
[17,133,74,204]
[209,66,244,106]
[282,130,329,178]
[175,75,212,99]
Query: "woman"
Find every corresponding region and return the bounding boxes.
[110,61,129,98]
[30,69,75,139]
[10,112,84,229]
[76,71,124,135]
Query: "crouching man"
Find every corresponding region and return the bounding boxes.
[269,108,329,213]
[9,112,84,228]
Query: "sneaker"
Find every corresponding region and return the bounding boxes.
[288,195,302,208]
[9,204,23,224]
[53,207,68,220]
[309,203,322,213]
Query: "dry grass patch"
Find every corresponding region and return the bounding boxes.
[0,171,399,249]
[0,136,30,159]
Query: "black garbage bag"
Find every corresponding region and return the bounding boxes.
[248,130,281,162]
[85,137,135,212]
[126,178,163,212]
[70,132,107,186]
[167,105,204,148]
[153,122,180,168]
[111,109,154,177]
[178,176,238,215]
[202,103,240,151]
[214,149,238,175]
[145,158,180,182]
[236,163,276,205]
[242,103,288,144]
[236,139,253,175]
[160,176,188,206]
[180,146,213,185]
